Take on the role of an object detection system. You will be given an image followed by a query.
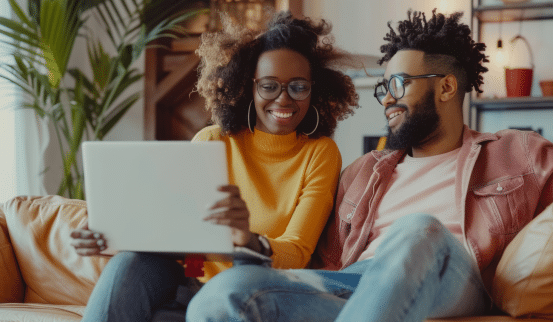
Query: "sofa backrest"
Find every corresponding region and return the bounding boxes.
[0,203,24,303]
[1,195,109,305]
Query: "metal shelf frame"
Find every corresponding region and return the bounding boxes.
[473,2,553,22]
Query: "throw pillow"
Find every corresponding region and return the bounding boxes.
[492,202,553,318]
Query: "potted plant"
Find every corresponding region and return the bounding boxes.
[0,0,207,199]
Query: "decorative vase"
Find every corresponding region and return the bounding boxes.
[505,35,534,97]
[506,68,533,97]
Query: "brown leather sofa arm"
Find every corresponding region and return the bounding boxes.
[0,204,25,303]
[2,195,109,305]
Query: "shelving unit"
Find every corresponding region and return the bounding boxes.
[469,0,553,130]
[473,2,553,22]
[471,97,553,129]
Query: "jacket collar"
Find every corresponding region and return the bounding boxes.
[462,124,498,146]
[370,125,498,169]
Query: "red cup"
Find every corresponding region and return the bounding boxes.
[505,68,533,97]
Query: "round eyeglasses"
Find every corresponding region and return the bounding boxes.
[254,78,313,101]
[374,74,445,105]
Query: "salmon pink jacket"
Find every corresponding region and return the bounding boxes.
[313,125,553,293]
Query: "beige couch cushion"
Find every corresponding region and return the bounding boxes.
[2,195,109,305]
[0,303,84,322]
[493,202,553,319]
[0,204,24,303]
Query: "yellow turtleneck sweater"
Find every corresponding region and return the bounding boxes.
[192,125,341,282]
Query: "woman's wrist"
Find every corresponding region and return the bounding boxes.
[257,234,273,257]
[244,233,262,253]
[245,233,272,257]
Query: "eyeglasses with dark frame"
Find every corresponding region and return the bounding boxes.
[374,74,446,105]
[253,78,314,101]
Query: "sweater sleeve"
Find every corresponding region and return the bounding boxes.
[267,138,342,269]
[191,125,222,142]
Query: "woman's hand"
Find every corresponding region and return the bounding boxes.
[204,185,257,249]
[70,222,107,256]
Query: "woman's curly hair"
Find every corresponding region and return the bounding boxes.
[378,9,489,94]
[195,11,359,138]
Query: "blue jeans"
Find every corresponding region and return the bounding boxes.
[186,213,491,322]
[82,252,201,322]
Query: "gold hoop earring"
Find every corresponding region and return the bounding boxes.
[303,106,319,136]
[247,100,255,133]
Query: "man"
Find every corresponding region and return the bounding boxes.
[186,9,553,321]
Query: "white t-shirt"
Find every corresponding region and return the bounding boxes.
[358,148,463,261]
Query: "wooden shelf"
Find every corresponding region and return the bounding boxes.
[471,96,553,110]
[473,2,553,22]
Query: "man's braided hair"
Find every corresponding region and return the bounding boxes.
[378,9,489,94]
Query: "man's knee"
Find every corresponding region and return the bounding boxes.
[187,265,270,321]
[391,213,445,238]
[201,264,270,296]
[377,213,449,258]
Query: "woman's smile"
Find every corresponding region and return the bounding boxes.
[270,110,294,119]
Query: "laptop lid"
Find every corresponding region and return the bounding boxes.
[82,141,234,258]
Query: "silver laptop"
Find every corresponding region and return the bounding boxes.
[82,141,271,262]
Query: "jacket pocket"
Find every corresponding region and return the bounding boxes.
[338,198,357,224]
[473,175,527,234]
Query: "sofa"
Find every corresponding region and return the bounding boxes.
[1,195,553,321]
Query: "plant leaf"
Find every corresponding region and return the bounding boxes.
[8,0,34,28]
[87,40,112,91]
[39,0,82,88]
[68,68,98,98]
[97,92,140,139]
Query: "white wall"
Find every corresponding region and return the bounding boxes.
[0,0,17,202]
[302,0,471,57]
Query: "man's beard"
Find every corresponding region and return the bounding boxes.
[385,89,441,150]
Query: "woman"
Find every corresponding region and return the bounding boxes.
[70,11,358,321]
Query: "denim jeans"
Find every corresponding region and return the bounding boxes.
[186,213,491,322]
[81,252,201,322]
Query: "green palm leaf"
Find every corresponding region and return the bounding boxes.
[96,92,140,139]
[39,0,81,88]
[9,0,33,27]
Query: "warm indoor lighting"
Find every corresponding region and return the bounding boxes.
[495,49,508,66]
[210,0,275,31]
